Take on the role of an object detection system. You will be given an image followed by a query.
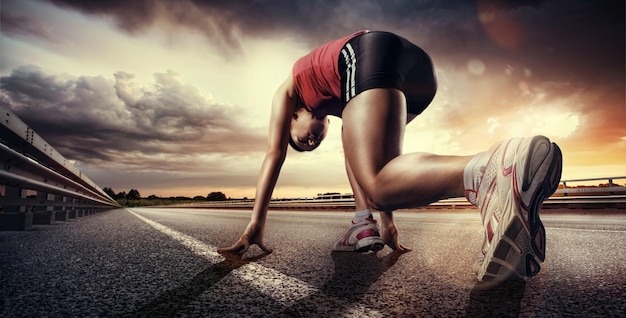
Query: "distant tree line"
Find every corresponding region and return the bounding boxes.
[103,188,230,202]
[103,187,141,200]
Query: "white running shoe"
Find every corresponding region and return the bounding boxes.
[333,218,385,252]
[471,135,562,282]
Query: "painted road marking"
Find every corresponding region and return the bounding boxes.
[127,208,383,316]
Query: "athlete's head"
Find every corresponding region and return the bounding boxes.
[289,107,329,152]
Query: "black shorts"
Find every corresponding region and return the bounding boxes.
[338,31,437,115]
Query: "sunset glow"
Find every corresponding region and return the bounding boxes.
[1,0,624,199]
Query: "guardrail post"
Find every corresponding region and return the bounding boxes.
[65,196,72,218]
[33,191,55,225]
[0,185,33,230]
[67,197,77,219]
[34,191,47,212]
[54,194,68,221]
[77,199,85,217]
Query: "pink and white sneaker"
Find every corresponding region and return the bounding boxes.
[468,135,562,282]
[333,218,385,252]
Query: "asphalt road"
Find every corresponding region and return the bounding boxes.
[1,208,624,317]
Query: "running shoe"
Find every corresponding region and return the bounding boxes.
[333,218,385,252]
[473,135,562,282]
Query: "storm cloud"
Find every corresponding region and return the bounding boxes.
[39,1,624,75]
[0,65,266,169]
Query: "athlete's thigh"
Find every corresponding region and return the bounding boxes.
[341,88,407,193]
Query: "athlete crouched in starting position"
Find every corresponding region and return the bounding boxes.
[219,30,563,282]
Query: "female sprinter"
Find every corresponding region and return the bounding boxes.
[218,30,562,282]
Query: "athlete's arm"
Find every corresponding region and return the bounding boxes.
[218,76,297,254]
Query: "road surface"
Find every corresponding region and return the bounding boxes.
[1,208,624,317]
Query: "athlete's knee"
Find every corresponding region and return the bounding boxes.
[363,183,396,211]
[366,194,398,211]
[366,196,387,211]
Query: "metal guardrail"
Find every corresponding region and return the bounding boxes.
[555,176,626,195]
[166,194,626,210]
[175,177,626,210]
[1,103,120,230]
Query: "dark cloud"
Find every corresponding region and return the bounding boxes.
[0,13,55,41]
[43,0,474,51]
[0,0,67,43]
[42,0,623,86]
[0,65,266,168]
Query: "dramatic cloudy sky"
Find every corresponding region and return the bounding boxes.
[1,0,624,198]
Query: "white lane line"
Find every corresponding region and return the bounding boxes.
[127,208,223,263]
[230,263,316,306]
[127,209,382,316]
[231,263,383,316]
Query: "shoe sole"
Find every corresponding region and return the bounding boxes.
[478,136,562,282]
[334,236,384,252]
[356,236,385,253]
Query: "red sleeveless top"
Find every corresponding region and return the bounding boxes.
[292,30,368,117]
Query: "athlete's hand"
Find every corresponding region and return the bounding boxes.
[380,212,412,252]
[217,221,273,255]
